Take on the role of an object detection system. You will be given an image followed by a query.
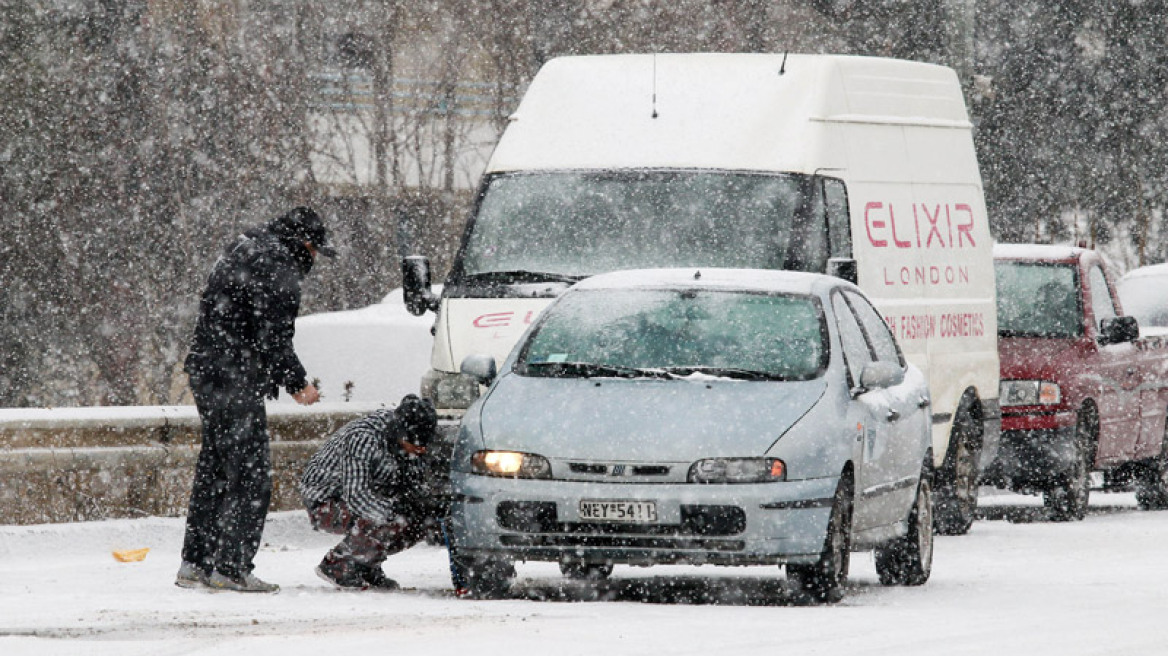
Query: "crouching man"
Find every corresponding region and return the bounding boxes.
[300,394,438,590]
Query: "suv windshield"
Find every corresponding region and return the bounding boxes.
[461,171,821,278]
[995,262,1083,338]
[517,289,827,381]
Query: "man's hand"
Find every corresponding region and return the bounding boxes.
[292,384,320,405]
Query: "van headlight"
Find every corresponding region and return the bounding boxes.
[471,450,552,479]
[1000,380,1061,406]
[421,369,481,409]
[688,458,786,484]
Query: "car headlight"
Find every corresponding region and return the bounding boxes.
[420,369,481,410]
[1000,380,1061,406]
[471,450,552,479]
[688,458,786,484]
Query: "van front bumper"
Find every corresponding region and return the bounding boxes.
[447,471,839,567]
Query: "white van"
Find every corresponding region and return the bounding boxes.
[403,53,999,535]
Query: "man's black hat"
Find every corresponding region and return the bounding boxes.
[270,206,337,257]
[396,394,437,447]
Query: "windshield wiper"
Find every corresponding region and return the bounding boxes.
[524,361,672,379]
[464,270,585,285]
[661,366,785,381]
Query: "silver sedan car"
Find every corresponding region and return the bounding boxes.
[448,268,933,602]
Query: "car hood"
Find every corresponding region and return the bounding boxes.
[999,337,1088,380]
[475,374,827,462]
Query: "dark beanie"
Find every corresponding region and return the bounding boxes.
[396,394,437,446]
[269,206,336,257]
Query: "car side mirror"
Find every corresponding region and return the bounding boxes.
[402,255,440,316]
[827,258,858,285]
[1099,316,1139,345]
[460,354,498,387]
[859,361,905,390]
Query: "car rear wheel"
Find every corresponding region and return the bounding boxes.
[875,464,934,586]
[787,474,852,603]
[1136,413,1168,510]
[1044,411,1094,521]
[934,406,981,536]
[559,561,614,581]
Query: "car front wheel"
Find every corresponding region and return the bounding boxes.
[1044,411,1094,522]
[787,474,853,604]
[875,463,934,586]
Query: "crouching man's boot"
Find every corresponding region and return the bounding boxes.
[315,552,368,590]
[356,563,400,591]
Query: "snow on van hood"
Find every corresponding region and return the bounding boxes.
[475,373,827,462]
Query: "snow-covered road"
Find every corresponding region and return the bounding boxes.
[2,490,1164,655]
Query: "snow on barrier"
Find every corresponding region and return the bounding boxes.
[0,402,386,525]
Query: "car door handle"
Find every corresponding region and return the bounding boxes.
[886,408,901,422]
[918,396,931,408]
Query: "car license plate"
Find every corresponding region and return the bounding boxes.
[578,500,657,523]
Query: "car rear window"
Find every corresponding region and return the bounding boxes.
[995,262,1083,338]
[516,288,827,381]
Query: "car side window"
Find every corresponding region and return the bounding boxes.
[844,290,903,366]
[1088,265,1118,326]
[832,292,872,387]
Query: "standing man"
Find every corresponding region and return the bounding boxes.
[300,394,438,590]
[176,206,335,593]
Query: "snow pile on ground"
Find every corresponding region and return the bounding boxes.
[3,490,1168,655]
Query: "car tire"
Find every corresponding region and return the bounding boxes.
[1044,410,1094,522]
[934,405,982,536]
[787,474,853,604]
[458,554,515,599]
[1136,413,1168,510]
[559,561,614,581]
[875,463,934,586]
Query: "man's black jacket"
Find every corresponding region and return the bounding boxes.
[185,225,310,399]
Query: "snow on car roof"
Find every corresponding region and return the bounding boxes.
[993,243,1087,262]
[571,268,835,295]
[1120,262,1168,281]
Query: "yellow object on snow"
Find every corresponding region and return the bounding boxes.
[112,548,150,562]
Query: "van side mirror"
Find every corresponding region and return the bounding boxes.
[460,354,498,386]
[402,255,440,316]
[1100,316,1139,345]
[828,258,858,285]
[859,361,905,390]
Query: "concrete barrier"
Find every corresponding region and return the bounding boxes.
[0,403,386,525]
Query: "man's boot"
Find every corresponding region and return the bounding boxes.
[315,552,367,590]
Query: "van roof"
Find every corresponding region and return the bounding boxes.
[571,267,841,296]
[487,53,970,175]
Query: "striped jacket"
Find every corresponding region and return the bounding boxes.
[299,409,427,524]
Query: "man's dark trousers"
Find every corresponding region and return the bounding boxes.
[181,378,273,579]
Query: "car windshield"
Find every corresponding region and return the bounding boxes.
[516,288,827,381]
[461,171,820,278]
[995,262,1083,338]
[1119,273,1168,328]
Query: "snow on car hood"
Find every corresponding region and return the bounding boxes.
[476,374,827,462]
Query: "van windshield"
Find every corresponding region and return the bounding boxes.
[995,262,1083,338]
[517,289,827,381]
[461,171,820,279]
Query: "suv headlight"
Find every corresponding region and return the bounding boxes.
[471,450,552,479]
[421,369,481,410]
[688,458,786,484]
[1000,380,1061,406]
